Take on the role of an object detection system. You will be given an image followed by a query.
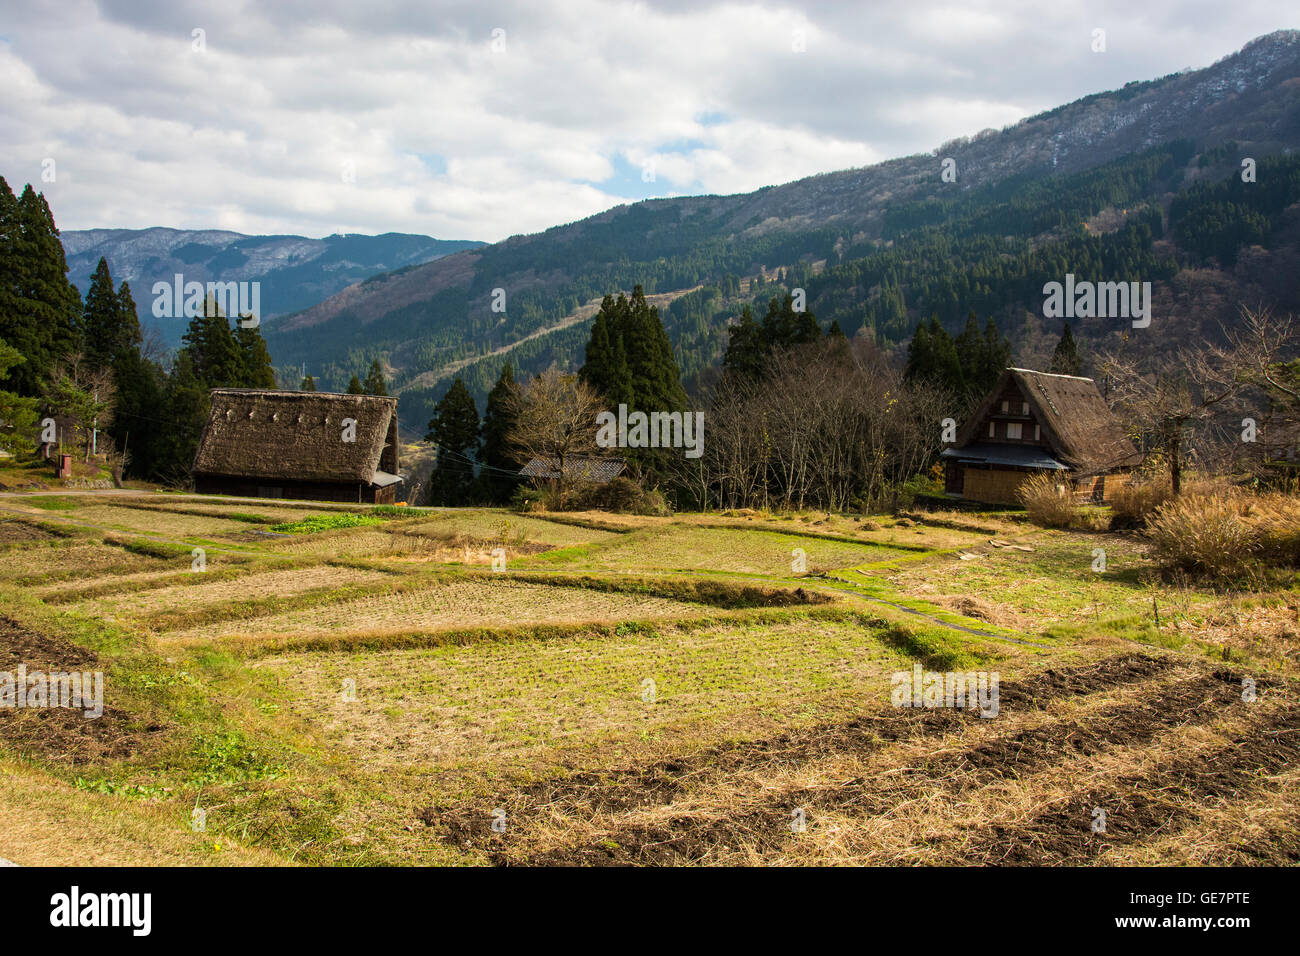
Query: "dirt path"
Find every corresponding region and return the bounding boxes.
[395,285,703,396]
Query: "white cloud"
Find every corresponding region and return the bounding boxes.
[0,0,1293,242]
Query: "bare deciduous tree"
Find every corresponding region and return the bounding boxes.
[1102,305,1300,492]
[505,367,605,495]
[685,339,948,512]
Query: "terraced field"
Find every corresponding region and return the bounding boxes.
[0,492,1294,867]
[527,522,911,575]
[164,577,720,647]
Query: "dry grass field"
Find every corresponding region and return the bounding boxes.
[0,491,1295,866]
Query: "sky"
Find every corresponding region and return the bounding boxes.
[1,0,1296,243]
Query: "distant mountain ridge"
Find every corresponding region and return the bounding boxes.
[60,227,485,346]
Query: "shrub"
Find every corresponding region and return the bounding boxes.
[510,485,547,512]
[1109,479,1173,529]
[1145,488,1300,582]
[513,478,670,515]
[1241,493,1300,567]
[1016,472,1078,528]
[571,477,670,515]
[1147,491,1256,581]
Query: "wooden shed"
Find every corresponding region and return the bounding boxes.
[192,389,402,504]
[941,368,1142,505]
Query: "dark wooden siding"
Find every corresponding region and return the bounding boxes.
[194,475,393,504]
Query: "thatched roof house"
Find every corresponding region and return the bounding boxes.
[519,455,627,483]
[192,389,402,503]
[941,368,1141,505]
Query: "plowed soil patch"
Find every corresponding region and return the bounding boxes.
[0,520,54,544]
[429,654,1177,861]
[534,668,1273,866]
[965,705,1300,864]
[0,616,162,765]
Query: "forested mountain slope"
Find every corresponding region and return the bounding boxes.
[262,30,1300,429]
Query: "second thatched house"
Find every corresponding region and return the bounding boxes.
[941,368,1142,505]
[192,389,402,503]
[519,455,627,484]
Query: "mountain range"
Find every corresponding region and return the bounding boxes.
[254,30,1300,431]
[60,228,485,348]
[95,31,1300,434]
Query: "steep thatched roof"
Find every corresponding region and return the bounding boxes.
[193,389,397,484]
[520,455,626,482]
[955,369,1142,475]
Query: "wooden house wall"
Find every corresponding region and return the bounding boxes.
[194,475,393,504]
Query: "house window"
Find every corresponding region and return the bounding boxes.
[1033,425,1040,440]
[1000,400,1009,413]
[1006,422,1023,440]
[1020,401,1029,415]
[988,422,996,438]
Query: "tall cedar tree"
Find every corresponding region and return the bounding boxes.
[579,294,633,407]
[760,294,821,350]
[721,295,822,381]
[1050,323,1083,376]
[722,305,767,382]
[104,278,164,476]
[301,374,317,391]
[904,316,963,392]
[155,351,210,484]
[0,180,82,396]
[623,285,687,413]
[181,297,242,386]
[81,257,124,369]
[363,360,388,396]
[477,362,521,504]
[235,324,276,388]
[347,374,364,394]
[580,286,684,413]
[425,377,480,505]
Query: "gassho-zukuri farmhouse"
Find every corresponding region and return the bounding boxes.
[942,368,1143,505]
[191,389,402,504]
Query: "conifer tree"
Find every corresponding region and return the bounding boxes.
[622,285,686,413]
[0,181,82,395]
[180,296,241,387]
[115,281,143,358]
[234,323,277,388]
[301,374,317,391]
[346,374,364,394]
[722,305,767,382]
[477,362,521,504]
[982,318,1011,385]
[362,359,388,396]
[580,298,618,397]
[579,287,681,412]
[425,377,480,505]
[105,279,163,478]
[928,316,964,393]
[903,319,933,383]
[1050,322,1083,376]
[904,316,963,394]
[81,257,122,369]
[760,294,820,350]
[154,351,209,483]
